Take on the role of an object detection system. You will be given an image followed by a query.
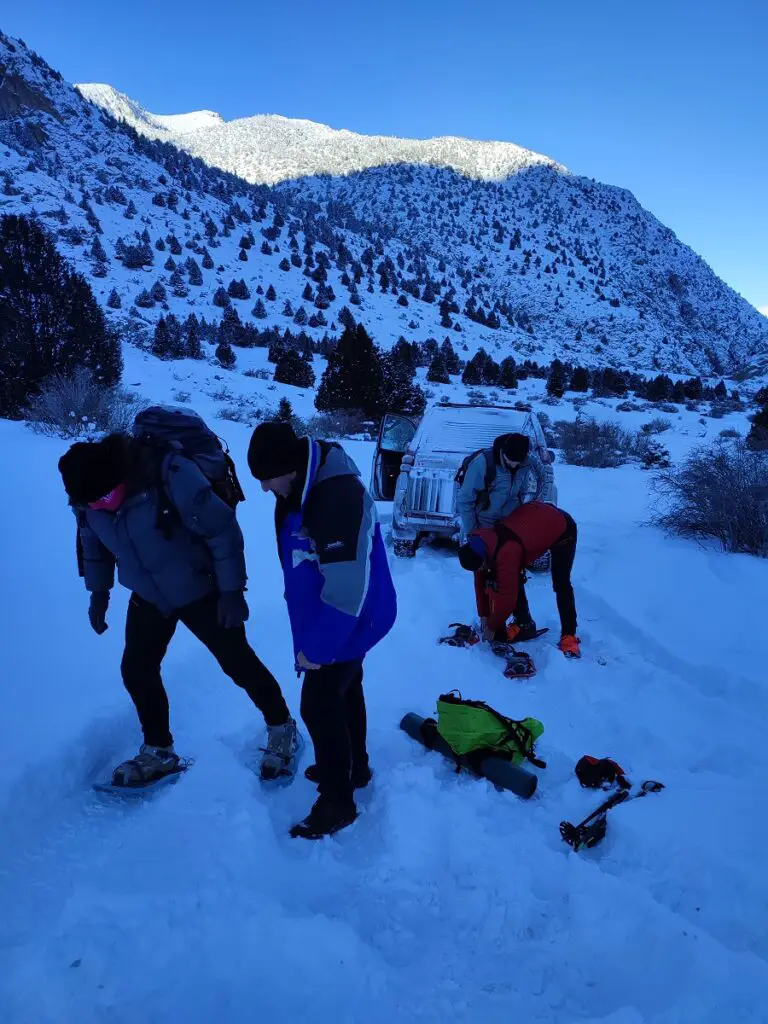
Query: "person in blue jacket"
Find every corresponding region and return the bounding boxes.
[248,421,397,839]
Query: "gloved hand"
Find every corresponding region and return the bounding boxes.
[88,592,110,635]
[217,591,249,629]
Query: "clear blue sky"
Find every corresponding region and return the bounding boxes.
[4,0,766,311]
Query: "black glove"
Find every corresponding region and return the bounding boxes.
[88,592,110,635]
[217,591,249,629]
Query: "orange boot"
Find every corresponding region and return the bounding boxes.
[559,634,581,658]
[506,621,539,643]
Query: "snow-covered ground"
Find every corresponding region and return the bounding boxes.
[2,356,768,1023]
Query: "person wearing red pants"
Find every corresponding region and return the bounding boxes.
[458,501,580,658]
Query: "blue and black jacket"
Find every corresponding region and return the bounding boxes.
[275,439,397,666]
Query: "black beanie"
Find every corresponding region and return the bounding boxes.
[58,434,130,504]
[458,538,487,572]
[248,422,306,481]
[496,432,530,463]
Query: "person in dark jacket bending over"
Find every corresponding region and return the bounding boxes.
[458,500,580,658]
[58,433,298,787]
[248,422,397,840]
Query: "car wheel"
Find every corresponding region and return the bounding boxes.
[394,539,418,559]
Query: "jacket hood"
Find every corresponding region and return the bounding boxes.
[299,440,361,507]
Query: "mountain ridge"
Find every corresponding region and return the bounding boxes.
[74,82,566,186]
[0,31,765,383]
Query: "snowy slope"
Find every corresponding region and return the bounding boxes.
[75,83,563,184]
[2,370,768,1020]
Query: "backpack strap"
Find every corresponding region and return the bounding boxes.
[478,701,547,769]
[477,449,496,512]
[492,521,528,565]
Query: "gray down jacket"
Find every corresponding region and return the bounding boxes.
[76,453,246,615]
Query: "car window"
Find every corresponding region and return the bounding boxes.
[381,417,416,452]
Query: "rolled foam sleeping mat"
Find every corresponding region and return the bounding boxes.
[400,712,538,799]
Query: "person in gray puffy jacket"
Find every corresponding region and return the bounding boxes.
[456,432,545,539]
[58,432,297,788]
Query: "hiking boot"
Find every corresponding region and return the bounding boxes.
[304,763,373,789]
[289,796,358,840]
[506,621,539,643]
[112,744,180,787]
[260,718,300,781]
[559,634,581,658]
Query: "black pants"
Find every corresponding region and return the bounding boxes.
[121,593,290,748]
[515,516,578,636]
[300,659,368,804]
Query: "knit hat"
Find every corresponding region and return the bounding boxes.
[458,535,488,571]
[58,434,130,505]
[495,432,530,464]
[247,421,307,481]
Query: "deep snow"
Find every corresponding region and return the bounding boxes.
[2,384,768,1022]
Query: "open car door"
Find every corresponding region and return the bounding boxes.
[371,413,419,501]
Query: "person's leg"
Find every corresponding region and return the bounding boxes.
[179,594,290,726]
[344,662,369,780]
[513,574,533,625]
[300,660,363,803]
[551,526,578,636]
[120,595,178,748]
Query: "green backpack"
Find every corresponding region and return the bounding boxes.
[436,691,546,769]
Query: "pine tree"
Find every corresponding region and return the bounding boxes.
[219,306,244,347]
[106,288,121,309]
[714,380,728,401]
[315,324,386,418]
[427,352,451,384]
[151,280,167,303]
[213,286,230,308]
[440,338,460,374]
[282,300,294,317]
[151,316,173,360]
[546,359,566,398]
[135,288,154,309]
[215,341,236,368]
[201,249,214,270]
[499,356,518,390]
[462,354,484,386]
[672,379,687,404]
[570,366,590,393]
[274,397,296,423]
[91,236,107,263]
[266,284,277,301]
[274,350,316,389]
[252,299,267,319]
[0,214,123,415]
[184,314,204,359]
[293,305,308,325]
[747,402,768,450]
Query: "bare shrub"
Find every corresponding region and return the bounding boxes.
[640,416,672,435]
[216,400,263,427]
[301,409,370,439]
[243,368,271,380]
[26,369,145,439]
[651,441,768,556]
[719,428,741,439]
[552,417,636,468]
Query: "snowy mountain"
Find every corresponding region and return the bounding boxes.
[1,30,767,381]
[75,83,563,185]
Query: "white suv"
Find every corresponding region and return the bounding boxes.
[370,403,556,558]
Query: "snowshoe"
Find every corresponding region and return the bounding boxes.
[290,796,358,840]
[439,623,480,648]
[94,744,190,795]
[502,650,536,679]
[258,718,302,784]
[304,763,373,789]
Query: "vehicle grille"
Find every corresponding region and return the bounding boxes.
[404,470,456,517]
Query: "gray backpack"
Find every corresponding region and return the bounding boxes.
[133,406,245,534]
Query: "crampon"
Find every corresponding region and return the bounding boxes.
[439,623,481,648]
